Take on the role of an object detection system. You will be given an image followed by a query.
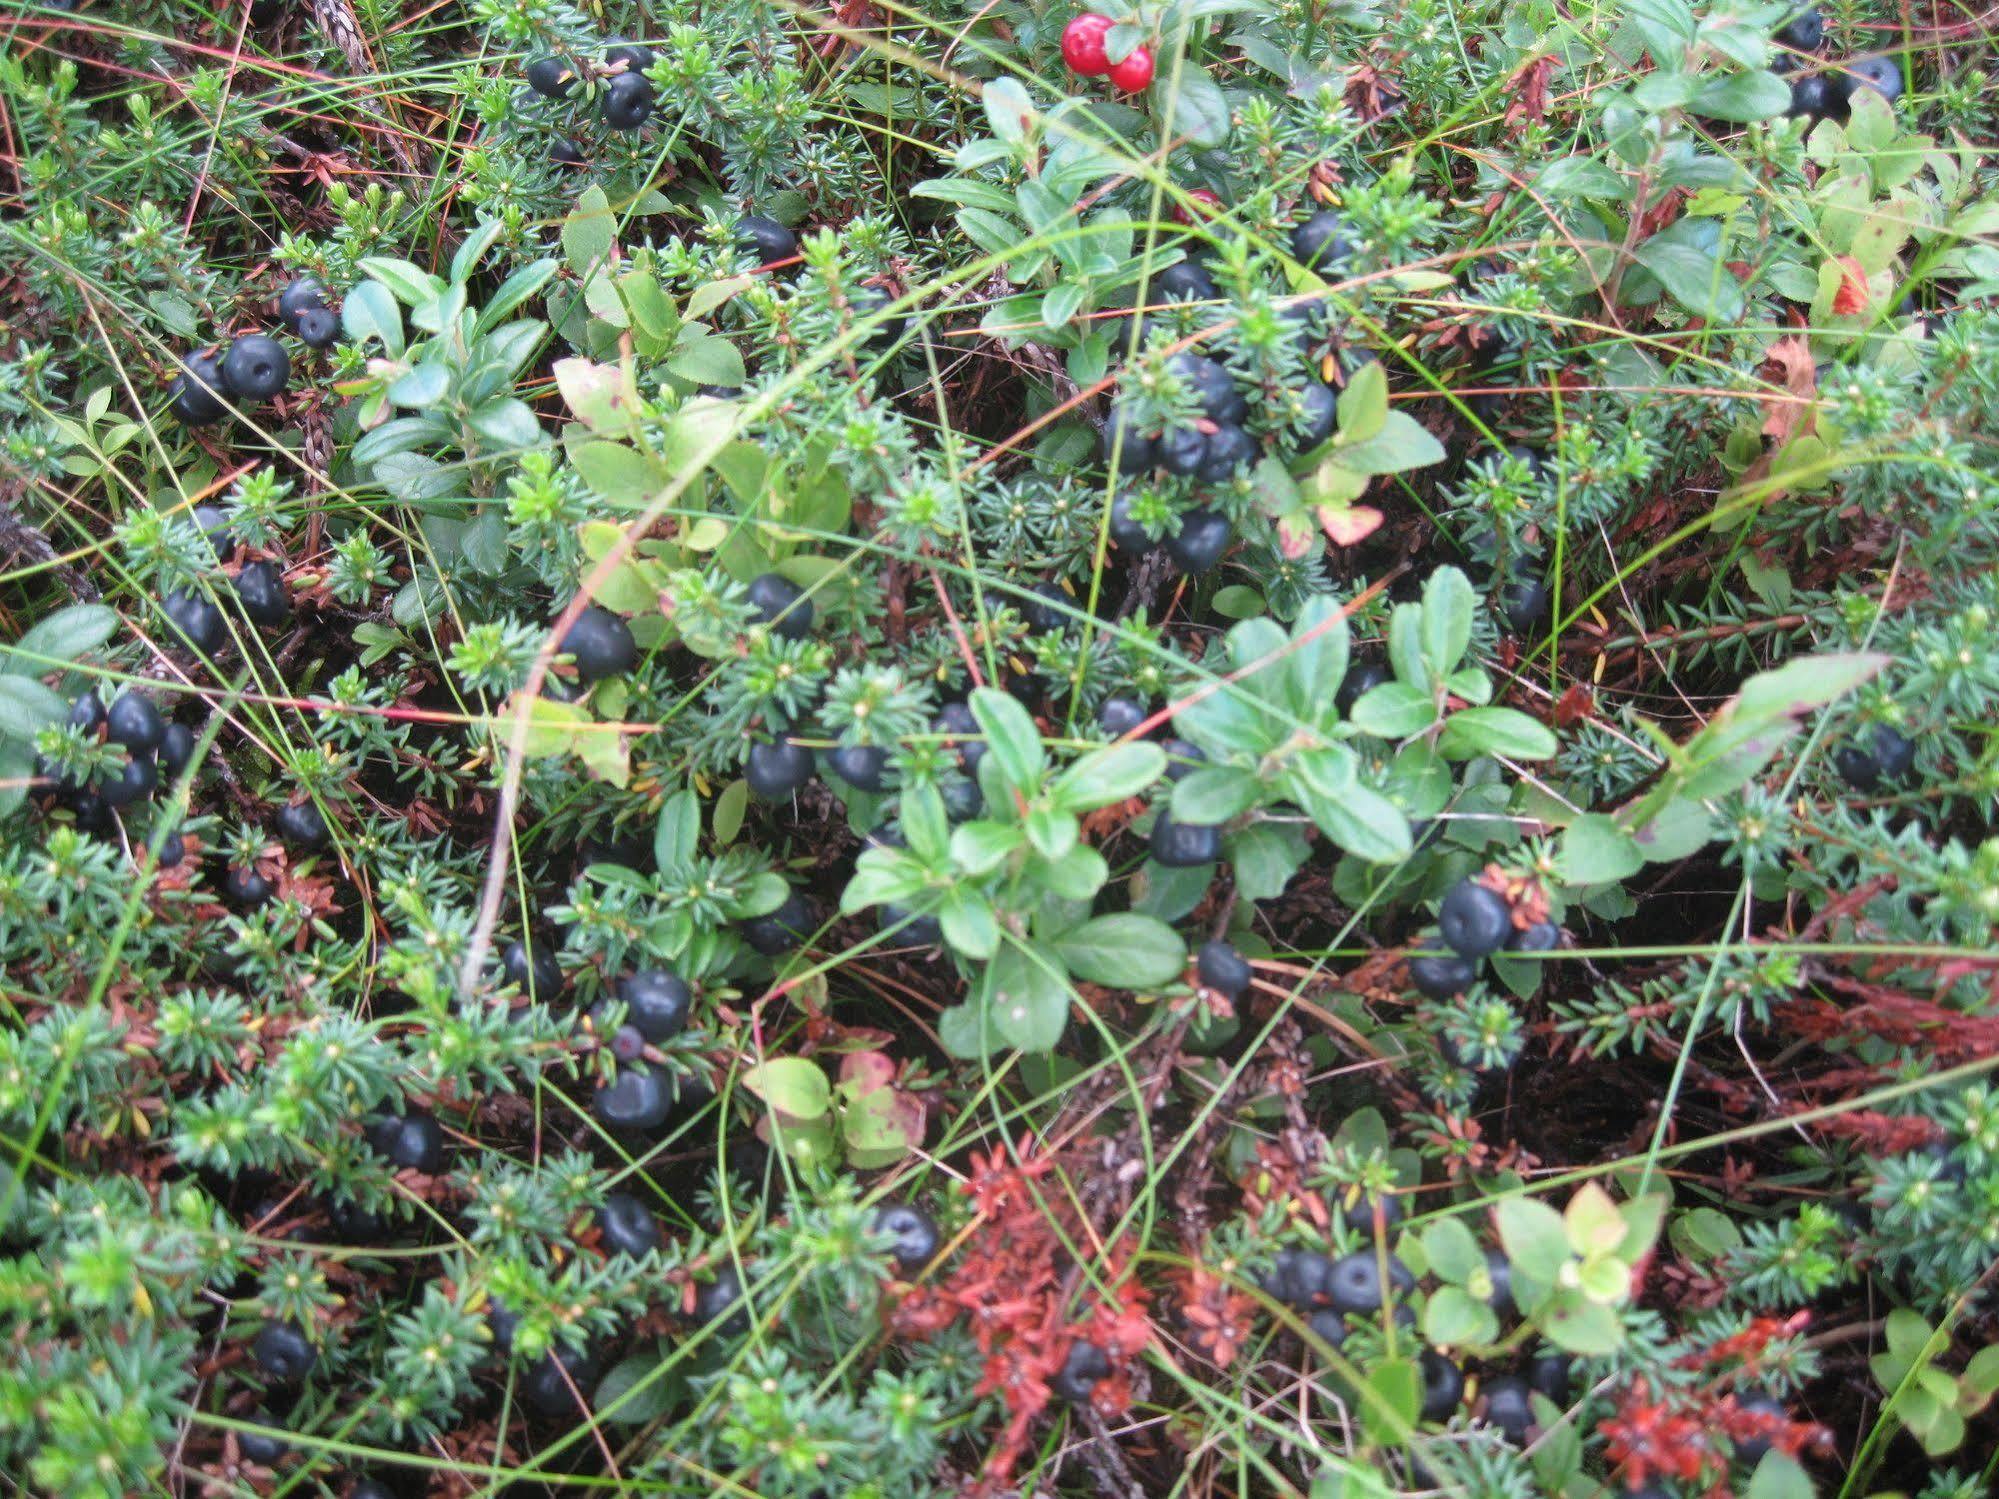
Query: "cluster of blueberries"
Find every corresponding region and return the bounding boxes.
[1097,209,1355,577]
[153,503,293,660]
[1773,7,1903,123]
[525,40,661,132]
[1406,876,1552,1003]
[170,278,337,426]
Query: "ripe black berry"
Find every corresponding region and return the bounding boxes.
[1154,258,1217,301]
[1263,1247,1335,1308]
[502,938,563,1001]
[1170,353,1247,425]
[1198,424,1256,483]
[191,502,237,562]
[850,284,907,345]
[99,753,157,808]
[220,334,290,400]
[1098,696,1149,737]
[734,214,797,268]
[1733,1388,1788,1464]
[1336,660,1390,716]
[596,1190,660,1257]
[1437,880,1513,958]
[156,723,193,780]
[105,691,164,753]
[560,606,636,681]
[873,1203,940,1271]
[618,969,692,1041]
[939,777,983,821]
[1527,1351,1572,1400]
[742,890,814,956]
[1775,6,1824,50]
[293,305,339,349]
[1156,424,1210,477]
[1151,812,1221,867]
[593,1061,673,1130]
[1481,1375,1535,1442]
[1107,492,1153,552]
[350,1482,397,1499]
[934,701,985,770]
[1306,1307,1349,1347]
[252,1321,317,1380]
[1019,581,1070,634]
[157,831,185,868]
[234,561,290,628]
[68,690,106,734]
[603,40,655,72]
[1499,577,1548,634]
[224,866,274,906]
[1101,407,1156,475]
[1196,939,1252,998]
[1788,71,1834,119]
[1161,737,1205,779]
[524,55,575,98]
[1294,381,1337,451]
[1507,920,1559,953]
[608,1023,645,1061]
[273,799,328,849]
[745,738,815,800]
[1484,1250,1515,1315]
[694,1264,749,1335]
[276,277,328,325]
[170,351,229,425]
[827,744,888,792]
[1291,209,1353,273]
[523,1344,597,1418]
[1840,54,1902,109]
[600,72,655,130]
[1324,1249,1414,1313]
[368,1112,446,1173]
[1049,1339,1110,1402]
[236,1419,289,1465]
[1408,950,1477,999]
[880,903,942,947]
[744,571,812,639]
[1420,1350,1466,1421]
[550,138,588,167]
[1165,508,1232,573]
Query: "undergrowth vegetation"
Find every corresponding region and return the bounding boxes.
[1,0,1996,1495]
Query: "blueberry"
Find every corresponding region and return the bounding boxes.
[251,1321,317,1380]
[1480,1374,1534,1442]
[742,890,815,956]
[934,701,985,770]
[618,969,692,1041]
[1294,381,1337,451]
[1871,724,1915,781]
[1161,737,1205,780]
[350,1482,397,1499]
[1156,425,1210,477]
[1049,1339,1111,1401]
[1420,1350,1466,1421]
[1733,1388,1788,1465]
[1165,509,1232,574]
[1499,577,1548,634]
[1408,950,1476,999]
[1840,54,1902,109]
[744,572,812,639]
[1775,6,1823,50]
[1834,741,1882,791]
[1484,1250,1515,1316]
[67,791,109,834]
[603,40,655,73]
[522,1344,597,1418]
[1331,1184,1403,1240]
[105,692,165,754]
[170,351,229,425]
[1527,1351,1572,1399]
[1197,939,1252,998]
[1019,581,1070,634]
[879,904,942,947]
[368,1112,446,1173]
[220,334,290,400]
[501,939,561,1001]
[1507,920,1559,953]
[1153,258,1217,302]
[1263,1247,1335,1308]
[939,777,984,821]
[827,744,888,792]
[560,606,636,681]
[593,1060,674,1131]
[236,1418,290,1465]
[292,305,340,349]
[596,1190,660,1257]
[157,830,185,868]
[550,138,588,167]
[276,277,328,325]
[734,214,797,268]
[273,799,328,849]
[1198,424,1257,484]
[873,1203,940,1272]
[1438,880,1513,958]
[191,502,237,562]
[1108,492,1154,552]
[1291,209,1353,273]
[1101,408,1156,475]
[224,866,274,906]
[600,72,655,130]
[524,55,575,98]
[1336,660,1390,716]
[1151,812,1221,867]
[234,561,290,628]
[694,1264,749,1335]
[1306,1307,1349,1347]
[1170,353,1247,424]
[745,738,815,801]
[99,753,157,808]
[850,284,907,345]
[1098,696,1149,737]
[68,690,106,734]
[1324,1250,1413,1314]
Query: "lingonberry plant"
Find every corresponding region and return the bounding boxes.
[1,0,1996,1496]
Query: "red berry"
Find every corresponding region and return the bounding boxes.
[1173,188,1223,225]
[1108,44,1154,92]
[1060,13,1114,76]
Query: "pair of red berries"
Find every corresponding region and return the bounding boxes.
[1060,13,1154,92]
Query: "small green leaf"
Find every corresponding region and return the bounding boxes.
[985,942,1071,1052]
[1050,741,1164,811]
[1336,360,1388,444]
[1437,707,1558,760]
[6,604,118,673]
[1423,1285,1500,1348]
[1420,566,1476,677]
[1051,914,1186,989]
[742,1057,831,1120]
[970,687,1046,796]
[1495,1198,1570,1283]
[1557,813,1644,884]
